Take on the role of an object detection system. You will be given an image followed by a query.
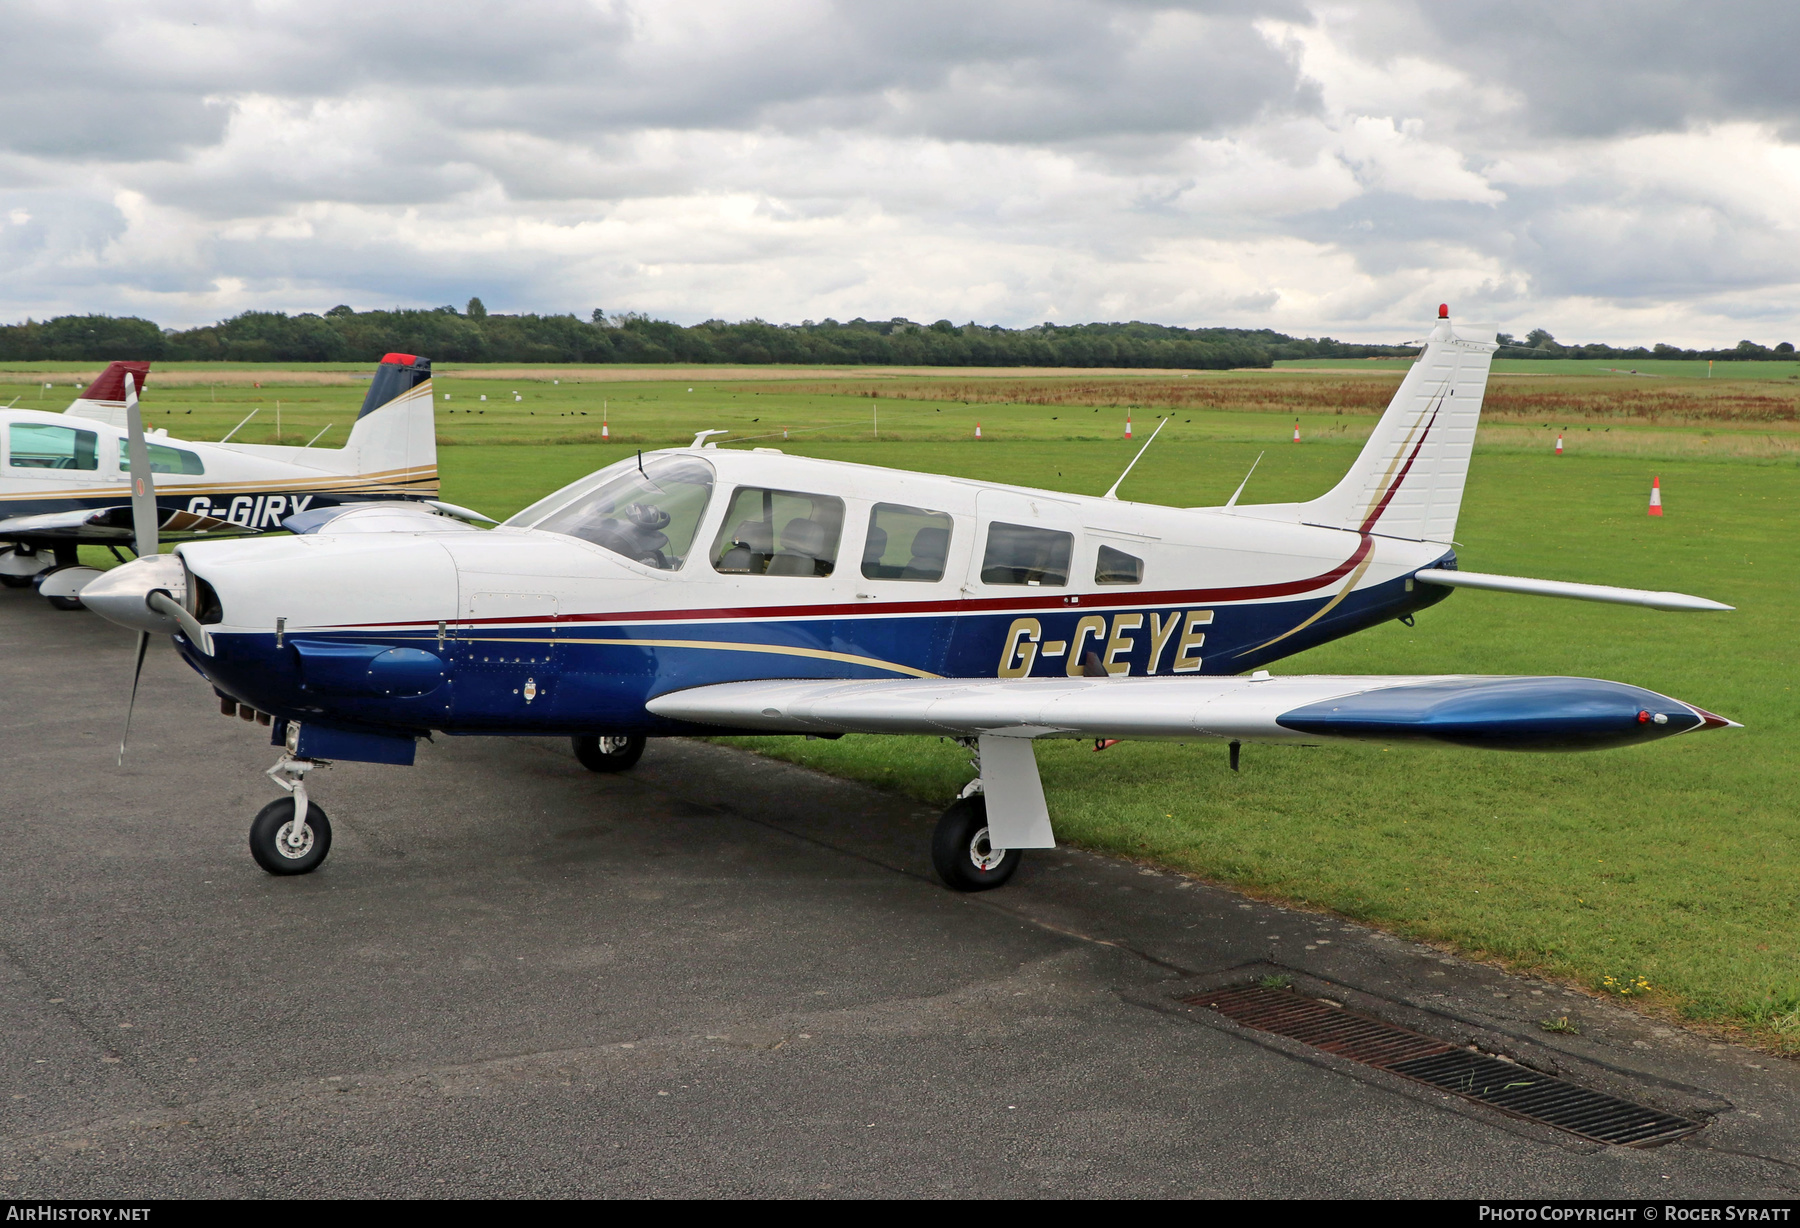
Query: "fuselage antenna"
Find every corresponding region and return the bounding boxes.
[1102,414,1170,500]
[1224,451,1265,508]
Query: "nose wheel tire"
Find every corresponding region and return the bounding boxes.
[46,594,83,611]
[573,734,646,773]
[249,798,333,875]
[931,796,1021,892]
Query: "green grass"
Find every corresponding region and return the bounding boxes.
[28,366,1800,1045]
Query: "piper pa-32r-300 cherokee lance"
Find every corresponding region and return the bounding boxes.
[85,307,1736,888]
[0,354,481,609]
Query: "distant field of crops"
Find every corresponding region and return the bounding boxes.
[9,363,1797,461]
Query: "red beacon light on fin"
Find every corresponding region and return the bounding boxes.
[1438,303,1449,319]
[380,352,420,366]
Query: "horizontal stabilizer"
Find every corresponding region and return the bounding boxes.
[1413,569,1731,612]
[646,673,1735,752]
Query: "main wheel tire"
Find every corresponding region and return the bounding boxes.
[0,573,30,589]
[931,795,1022,892]
[249,798,333,875]
[573,734,646,773]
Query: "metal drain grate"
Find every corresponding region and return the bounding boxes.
[1188,985,1701,1147]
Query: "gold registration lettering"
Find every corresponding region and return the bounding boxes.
[1146,611,1183,674]
[1103,613,1143,675]
[1172,609,1214,673]
[1066,615,1108,677]
[998,618,1042,678]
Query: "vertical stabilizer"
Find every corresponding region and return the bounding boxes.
[341,352,438,496]
[1298,309,1497,543]
[61,361,152,429]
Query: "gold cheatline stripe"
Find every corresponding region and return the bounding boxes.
[449,634,940,679]
[0,467,439,501]
[1355,393,1440,527]
[1241,551,1376,654]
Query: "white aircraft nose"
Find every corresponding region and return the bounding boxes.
[81,554,187,635]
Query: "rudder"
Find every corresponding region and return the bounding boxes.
[342,352,438,497]
[1300,310,1496,543]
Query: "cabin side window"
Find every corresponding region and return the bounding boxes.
[120,441,205,475]
[531,455,715,571]
[861,503,953,582]
[1094,543,1143,585]
[712,487,846,577]
[8,423,98,471]
[980,522,1072,586]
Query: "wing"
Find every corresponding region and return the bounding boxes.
[0,505,238,541]
[646,673,1733,751]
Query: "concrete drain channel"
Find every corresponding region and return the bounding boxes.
[1188,984,1702,1147]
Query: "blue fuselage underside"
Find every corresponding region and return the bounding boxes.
[187,566,1453,741]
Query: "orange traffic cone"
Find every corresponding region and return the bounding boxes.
[1648,476,1663,516]
[1555,433,1563,455]
[1292,419,1301,443]
[1125,415,1133,440]
[975,422,982,440]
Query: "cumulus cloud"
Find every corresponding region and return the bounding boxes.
[0,0,1797,344]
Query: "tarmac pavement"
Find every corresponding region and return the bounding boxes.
[2,588,1797,1198]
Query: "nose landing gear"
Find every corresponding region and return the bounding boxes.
[251,754,333,875]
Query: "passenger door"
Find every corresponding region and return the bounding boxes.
[946,491,1083,677]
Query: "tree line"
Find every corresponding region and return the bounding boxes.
[1497,328,1796,362]
[3,305,1788,367]
[0,301,1416,368]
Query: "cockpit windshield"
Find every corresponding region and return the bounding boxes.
[511,455,715,571]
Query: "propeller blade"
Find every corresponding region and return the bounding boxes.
[117,630,149,766]
[123,373,159,560]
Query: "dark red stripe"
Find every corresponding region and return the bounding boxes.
[331,539,1376,632]
[1360,404,1439,534]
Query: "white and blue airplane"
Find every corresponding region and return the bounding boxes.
[0,354,467,608]
[83,308,1735,888]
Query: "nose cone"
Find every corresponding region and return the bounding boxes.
[81,554,186,635]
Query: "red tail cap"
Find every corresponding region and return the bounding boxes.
[83,360,152,402]
[380,352,420,366]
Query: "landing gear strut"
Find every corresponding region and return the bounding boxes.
[573,734,645,772]
[251,754,333,875]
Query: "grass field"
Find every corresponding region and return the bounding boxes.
[16,363,1797,1049]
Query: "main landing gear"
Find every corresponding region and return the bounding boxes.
[573,734,646,772]
[251,754,333,875]
[931,793,1021,892]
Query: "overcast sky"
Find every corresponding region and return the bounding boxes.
[3,0,1798,344]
